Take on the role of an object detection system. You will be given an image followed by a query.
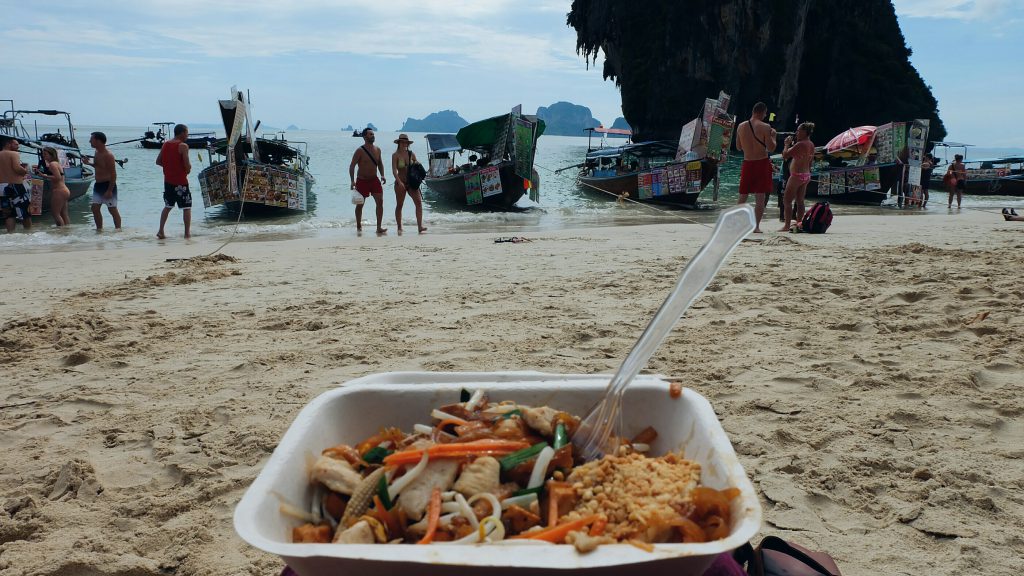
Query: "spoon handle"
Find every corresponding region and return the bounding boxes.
[576,205,755,460]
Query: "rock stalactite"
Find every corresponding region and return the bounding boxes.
[568,0,946,144]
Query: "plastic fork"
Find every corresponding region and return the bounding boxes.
[573,205,756,462]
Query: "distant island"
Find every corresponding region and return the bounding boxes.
[342,124,354,131]
[286,124,299,131]
[401,110,468,133]
[535,102,601,136]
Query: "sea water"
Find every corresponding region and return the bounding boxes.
[2,125,1021,253]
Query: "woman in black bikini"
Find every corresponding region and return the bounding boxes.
[391,134,426,234]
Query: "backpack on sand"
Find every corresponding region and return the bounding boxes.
[733,536,843,576]
[801,201,833,234]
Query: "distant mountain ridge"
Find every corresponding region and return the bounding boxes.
[401,110,468,133]
[535,102,601,136]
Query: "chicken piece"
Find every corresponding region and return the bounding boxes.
[310,455,363,495]
[521,406,561,437]
[333,519,375,544]
[453,456,500,497]
[566,530,615,553]
[292,523,332,543]
[397,459,459,521]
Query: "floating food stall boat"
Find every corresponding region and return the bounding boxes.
[424,110,544,210]
[139,122,218,150]
[1,99,94,212]
[198,90,315,215]
[572,91,734,208]
[926,143,1024,196]
[794,120,932,205]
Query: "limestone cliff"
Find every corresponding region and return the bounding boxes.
[401,110,468,133]
[568,0,945,144]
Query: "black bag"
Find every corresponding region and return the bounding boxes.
[406,155,427,190]
[801,201,833,234]
[734,536,842,576]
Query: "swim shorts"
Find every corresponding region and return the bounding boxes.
[1,183,31,220]
[92,181,118,207]
[163,182,192,209]
[955,178,966,191]
[739,157,773,196]
[355,177,383,198]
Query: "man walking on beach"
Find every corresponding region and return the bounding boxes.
[156,124,192,239]
[349,128,387,234]
[735,102,777,233]
[0,136,32,232]
[84,131,122,231]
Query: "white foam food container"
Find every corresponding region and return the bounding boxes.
[234,372,762,575]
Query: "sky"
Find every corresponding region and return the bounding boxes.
[4,0,1022,146]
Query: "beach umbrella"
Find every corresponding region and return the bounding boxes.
[825,125,877,154]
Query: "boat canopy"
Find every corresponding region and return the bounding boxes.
[586,126,631,136]
[931,141,973,147]
[425,133,461,153]
[455,113,546,151]
[966,156,1024,165]
[586,140,676,160]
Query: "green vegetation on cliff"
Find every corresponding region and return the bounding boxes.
[568,0,945,144]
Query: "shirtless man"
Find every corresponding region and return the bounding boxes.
[735,102,777,233]
[0,136,32,232]
[779,122,815,231]
[349,128,387,234]
[83,131,122,231]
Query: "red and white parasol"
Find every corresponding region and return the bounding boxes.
[825,126,877,155]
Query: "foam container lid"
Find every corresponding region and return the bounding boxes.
[234,371,762,575]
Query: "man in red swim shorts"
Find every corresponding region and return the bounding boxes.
[735,102,777,233]
[349,129,387,234]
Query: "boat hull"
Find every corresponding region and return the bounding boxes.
[423,163,529,210]
[804,163,904,205]
[927,175,1024,197]
[199,161,315,216]
[577,159,717,208]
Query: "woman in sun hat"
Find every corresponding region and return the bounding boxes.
[391,133,427,233]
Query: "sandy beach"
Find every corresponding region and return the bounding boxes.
[1,209,1022,575]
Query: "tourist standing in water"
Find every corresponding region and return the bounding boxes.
[84,132,122,231]
[391,134,426,234]
[779,122,815,231]
[0,136,32,232]
[156,124,193,239]
[735,102,777,233]
[946,153,966,209]
[349,128,387,235]
[37,147,71,227]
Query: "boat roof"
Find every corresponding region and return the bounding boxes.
[966,156,1024,164]
[456,113,546,151]
[586,126,632,136]
[586,140,677,159]
[931,141,973,147]
[425,133,461,153]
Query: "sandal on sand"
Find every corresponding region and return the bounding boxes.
[1003,208,1011,215]
[494,236,531,244]
[1012,208,1020,216]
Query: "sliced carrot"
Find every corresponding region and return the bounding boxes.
[509,514,601,543]
[434,418,467,436]
[383,439,531,467]
[589,516,608,537]
[417,487,442,545]
[372,495,402,540]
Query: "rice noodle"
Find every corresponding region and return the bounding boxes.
[387,452,429,500]
[273,490,315,523]
[632,443,651,453]
[526,446,555,489]
[480,404,521,416]
[413,424,434,435]
[464,389,485,411]
[309,485,323,525]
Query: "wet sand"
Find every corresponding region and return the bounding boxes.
[1,209,1022,575]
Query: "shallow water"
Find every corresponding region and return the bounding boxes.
[2,125,1022,253]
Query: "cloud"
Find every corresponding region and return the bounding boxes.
[893,0,1014,20]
